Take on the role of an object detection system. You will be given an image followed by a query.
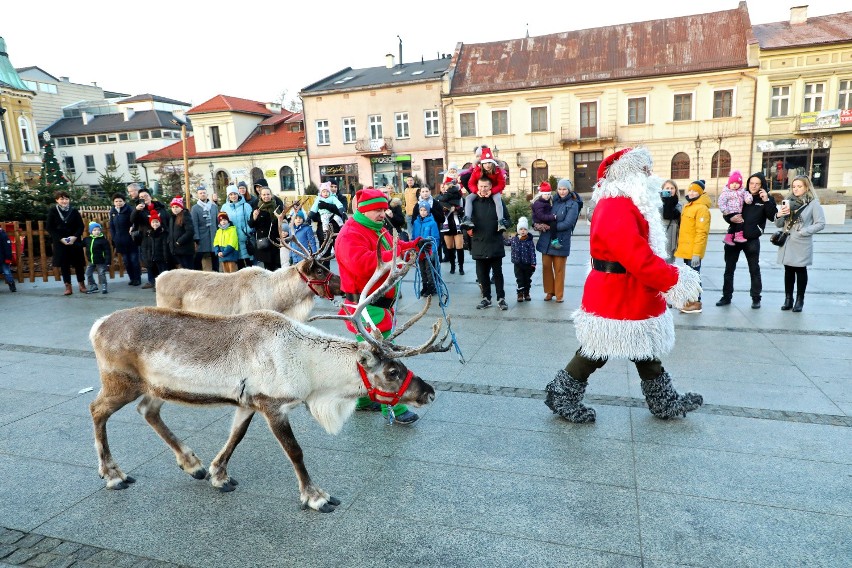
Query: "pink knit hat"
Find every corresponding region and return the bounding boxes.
[728,170,743,187]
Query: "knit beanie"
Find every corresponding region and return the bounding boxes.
[149,211,161,225]
[516,216,529,231]
[557,178,573,191]
[689,180,706,194]
[226,185,239,196]
[237,181,248,189]
[418,200,432,215]
[88,222,102,232]
[217,212,230,223]
[169,196,184,208]
[356,188,389,213]
[728,170,743,187]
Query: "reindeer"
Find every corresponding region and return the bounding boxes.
[155,232,340,322]
[89,242,448,512]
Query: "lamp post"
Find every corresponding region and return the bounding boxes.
[208,162,215,191]
[293,156,300,194]
[694,135,702,180]
[171,119,190,206]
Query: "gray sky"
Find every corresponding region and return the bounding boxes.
[2,0,848,108]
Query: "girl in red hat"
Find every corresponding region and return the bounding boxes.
[461,146,508,231]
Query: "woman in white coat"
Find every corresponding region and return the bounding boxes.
[775,175,825,312]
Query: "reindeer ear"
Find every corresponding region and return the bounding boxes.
[356,347,379,368]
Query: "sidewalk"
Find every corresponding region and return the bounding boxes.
[0,229,849,567]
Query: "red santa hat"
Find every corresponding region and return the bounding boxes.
[443,173,455,185]
[479,146,497,165]
[539,181,552,195]
[597,148,633,181]
[356,188,389,213]
[149,211,161,226]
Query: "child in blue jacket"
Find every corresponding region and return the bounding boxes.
[411,201,441,297]
[287,212,318,265]
[506,216,537,302]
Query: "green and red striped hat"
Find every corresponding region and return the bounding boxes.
[356,188,388,213]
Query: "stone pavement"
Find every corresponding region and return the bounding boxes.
[1,222,850,567]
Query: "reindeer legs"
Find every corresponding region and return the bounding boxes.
[208,407,255,492]
[261,409,341,513]
[136,395,207,481]
[90,378,143,489]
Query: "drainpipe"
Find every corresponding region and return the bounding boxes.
[744,70,758,175]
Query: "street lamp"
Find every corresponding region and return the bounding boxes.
[170,119,190,206]
[694,135,702,179]
[293,156,301,194]
[208,162,215,191]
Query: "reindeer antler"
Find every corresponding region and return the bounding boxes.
[316,229,336,261]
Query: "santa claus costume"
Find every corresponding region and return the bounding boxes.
[544,148,704,422]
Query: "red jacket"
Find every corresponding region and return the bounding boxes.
[467,165,506,194]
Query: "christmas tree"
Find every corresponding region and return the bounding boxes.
[38,133,68,189]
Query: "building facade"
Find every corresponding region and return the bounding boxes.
[0,37,40,188]
[751,7,852,192]
[138,94,306,198]
[300,55,451,196]
[444,3,758,204]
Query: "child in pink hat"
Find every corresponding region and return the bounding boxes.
[717,170,752,246]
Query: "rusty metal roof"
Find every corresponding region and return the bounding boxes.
[752,11,852,50]
[450,4,753,95]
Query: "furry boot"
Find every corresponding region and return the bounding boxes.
[544,370,596,423]
[641,372,703,419]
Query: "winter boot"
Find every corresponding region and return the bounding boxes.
[457,250,465,276]
[86,285,99,294]
[544,370,596,423]
[7,281,15,293]
[792,293,805,313]
[723,233,734,246]
[733,230,747,243]
[102,283,108,294]
[449,254,456,274]
[641,372,703,419]
[78,282,88,293]
[781,295,793,311]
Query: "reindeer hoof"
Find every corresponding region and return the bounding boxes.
[124,475,136,484]
[327,495,341,506]
[317,503,337,513]
[218,481,237,493]
[188,467,207,480]
[107,480,130,490]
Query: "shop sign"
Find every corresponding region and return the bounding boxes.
[371,156,395,164]
[320,164,358,175]
[394,154,411,162]
[799,109,852,130]
[756,138,832,152]
[230,168,247,176]
[265,169,277,177]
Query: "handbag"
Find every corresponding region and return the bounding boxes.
[769,230,788,247]
[255,222,273,251]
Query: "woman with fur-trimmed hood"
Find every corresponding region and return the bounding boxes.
[544,147,704,423]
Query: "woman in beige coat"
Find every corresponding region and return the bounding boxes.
[775,175,825,312]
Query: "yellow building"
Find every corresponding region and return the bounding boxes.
[445,3,758,204]
[0,37,40,187]
[751,7,852,192]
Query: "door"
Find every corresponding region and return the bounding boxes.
[424,158,444,190]
[573,151,603,194]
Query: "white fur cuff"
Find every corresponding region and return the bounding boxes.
[663,264,702,309]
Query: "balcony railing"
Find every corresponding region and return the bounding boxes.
[560,122,617,145]
[355,137,393,154]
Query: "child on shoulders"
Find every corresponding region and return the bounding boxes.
[461,146,508,232]
[718,170,752,246]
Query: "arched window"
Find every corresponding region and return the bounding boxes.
[671,152,690,179]
[531,159,548,187]
[250,167,263,183]
[215,170,229,192]
[279,166,294,191]
[711,150,731,178]
[18,117,33,153]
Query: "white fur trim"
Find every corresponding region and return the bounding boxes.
[572,307,676,360]
[663,264,702,309]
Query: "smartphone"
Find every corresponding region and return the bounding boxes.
[661,190,672,197]
[782,199,789,208]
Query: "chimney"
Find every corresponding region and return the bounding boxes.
[60,76,69,82]
[122,107,135,122]
[790,5,808,25]
[81,111,92,126]
[265,102,282,113]
[385,53,394,68]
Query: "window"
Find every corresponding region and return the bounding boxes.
[627,97,646,125]
[315,120,330,145]
[580,102,597,138]
[98,135,107,143]
[713,90,734,118]
[38,83,57,94]
[126,152,136,170]
[424,109,440,136]
[671,152,690,179]
[771,86,790,117]
[18,117,33,153]
[395,112,409,138]
[85,155,96,173]
[342,118,356,143]
[839,80,852,110]
[64,156,75,175]
[369,115,383,140]
[530,106,548,132]
[119,133,129,141]
[105,153,116,168]
[279,166,295,191]
[803,83,824,113]
[140,131,150,140]
[459,112,476,137]
[491,110,508,135]
[673,94,693,121]
[711,150,731,178]
[151,130,162,139]
[210,125,221,148]
[22,80,37,91]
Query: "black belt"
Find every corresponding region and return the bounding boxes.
[344,293,395,309]
[591,258,627,274]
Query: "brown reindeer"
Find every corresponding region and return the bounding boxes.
[89,242,448,512]
[155,232,340,322]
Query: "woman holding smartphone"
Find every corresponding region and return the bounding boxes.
[775,175,825,312]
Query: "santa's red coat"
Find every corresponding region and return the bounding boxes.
[573,196,680,360]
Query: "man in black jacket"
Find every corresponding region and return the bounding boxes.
[468,177,507,310]
[717,171,778,309]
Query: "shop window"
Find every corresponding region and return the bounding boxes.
[713,90,734,118]
[627,97,646,125]
[531,106,548,132]
[838,80,852,110]
[459,112,476,137]
[771,86,790,117]
[673,94,692,121]
[803,83,824,113]
[492,110,508,135]
[671,152,690,179]
[711,150,731,178]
